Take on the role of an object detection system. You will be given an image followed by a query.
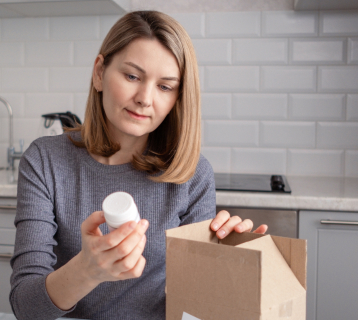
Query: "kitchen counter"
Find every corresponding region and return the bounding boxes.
[217,176,358,212]
[1,169,358,212]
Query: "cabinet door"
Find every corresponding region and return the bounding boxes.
[0,199,16,314]
[299,210,358,320]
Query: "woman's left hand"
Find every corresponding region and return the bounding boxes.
[211,210,268,239]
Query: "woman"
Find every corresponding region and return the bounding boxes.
[10,11,267,320]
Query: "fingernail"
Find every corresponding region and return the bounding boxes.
[128,221,136,229]
[217,230,226,238]
[237,225,243,233]
[212,223,219,231]
[140,220,148,228]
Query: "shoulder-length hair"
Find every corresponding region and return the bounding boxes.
[69,10,201,184]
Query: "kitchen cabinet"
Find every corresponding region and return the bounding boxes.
[216,206,298,238]
[0,198,16,314]
[299,210,358,320]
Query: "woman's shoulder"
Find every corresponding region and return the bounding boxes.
[23,132,81,161]
[187,153,215,186]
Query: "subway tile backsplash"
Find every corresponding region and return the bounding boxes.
[0,10,358,177]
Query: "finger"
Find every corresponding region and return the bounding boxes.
[105,219,149,259]
[117,255,147,280]
[253,224,268,234]
[234,219,254,233]
[211,210,231,232]
[81,211,106,237]
[113,234,147,273]
[94,220,139,252]
[215,215,243,239]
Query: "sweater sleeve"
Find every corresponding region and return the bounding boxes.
[179,155,217,226]
[10,141,76,320]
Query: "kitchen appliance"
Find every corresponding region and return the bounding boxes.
[41,112,82,136]
[214,173,291,193]
[215,173,296,238]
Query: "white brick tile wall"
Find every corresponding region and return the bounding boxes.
[74,41,101,67]
[288,149,344,176]
[262,11,318,37]
[289,94,345,120]
[192,39,231,65]
[0,119,9,143]
[320,11,358,36]
[204,120,259,147]
[201,93,231,120]
[49,16,100,40]
[25,42,73,67]
[317,122,358,149]
[199,66,205,91]
[233,39,288,65]
[205,66,260,92]
[0,10,357,176]
[201,147,231,173]
[231,148,286,174]
[290,38,346,64]
[232,94,287,120]
[2,68,48,92]
[0,42,24,67]
[170,13,205,38]
[99,15,123,40]
[347,94,358,121]
[13,118,43,145]
[0,144,7,167]
[49,67,92,92]
[261,66,316,92]
[74,93,88,122]
[345,150,358,176]
[206,12,260,38]
[1,17,49,41]
[318,66,358,92]
[348,38,358,64]
[0,93,25,118]
[25,93,73,117]
[260,121,316,148]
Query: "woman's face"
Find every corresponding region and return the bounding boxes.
[93,38,180,144]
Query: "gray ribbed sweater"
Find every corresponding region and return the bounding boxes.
[10,133,216,320]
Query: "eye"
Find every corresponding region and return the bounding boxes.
[126,74,139,81]
[159,85,172,92]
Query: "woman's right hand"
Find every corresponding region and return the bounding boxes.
[79,210,148,285]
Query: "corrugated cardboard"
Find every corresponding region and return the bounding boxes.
[166,219,307,320]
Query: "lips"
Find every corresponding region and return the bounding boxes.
[126,109,149,120]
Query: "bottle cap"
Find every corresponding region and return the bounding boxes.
[102,192,140,229]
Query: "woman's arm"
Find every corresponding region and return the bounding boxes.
[46,211,148,311]
[10,141,148,319]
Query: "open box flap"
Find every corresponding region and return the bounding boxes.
[166,219,218,244]
[236,235,306,312]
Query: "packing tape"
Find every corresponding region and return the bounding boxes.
[279,299,293,317]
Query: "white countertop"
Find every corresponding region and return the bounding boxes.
[1,169,357,212]
[217,176,358,212]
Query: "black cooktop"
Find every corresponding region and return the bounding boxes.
[214,173,291,193]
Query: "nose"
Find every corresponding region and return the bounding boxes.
[134,83,153,108]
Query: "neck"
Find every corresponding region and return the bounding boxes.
[91,134,148,166]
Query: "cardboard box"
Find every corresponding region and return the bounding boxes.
[166,219,307,320]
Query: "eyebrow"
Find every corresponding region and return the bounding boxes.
[124,61,180,82]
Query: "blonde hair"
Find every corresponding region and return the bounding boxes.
[69,11,201,184]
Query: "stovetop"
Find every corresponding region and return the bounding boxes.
[214,173,291,193]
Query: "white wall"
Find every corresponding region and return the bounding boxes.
[0,10,357,177]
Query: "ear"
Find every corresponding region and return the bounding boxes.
[93,54,105,92]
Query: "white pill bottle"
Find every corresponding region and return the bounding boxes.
[102,192,140,232]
